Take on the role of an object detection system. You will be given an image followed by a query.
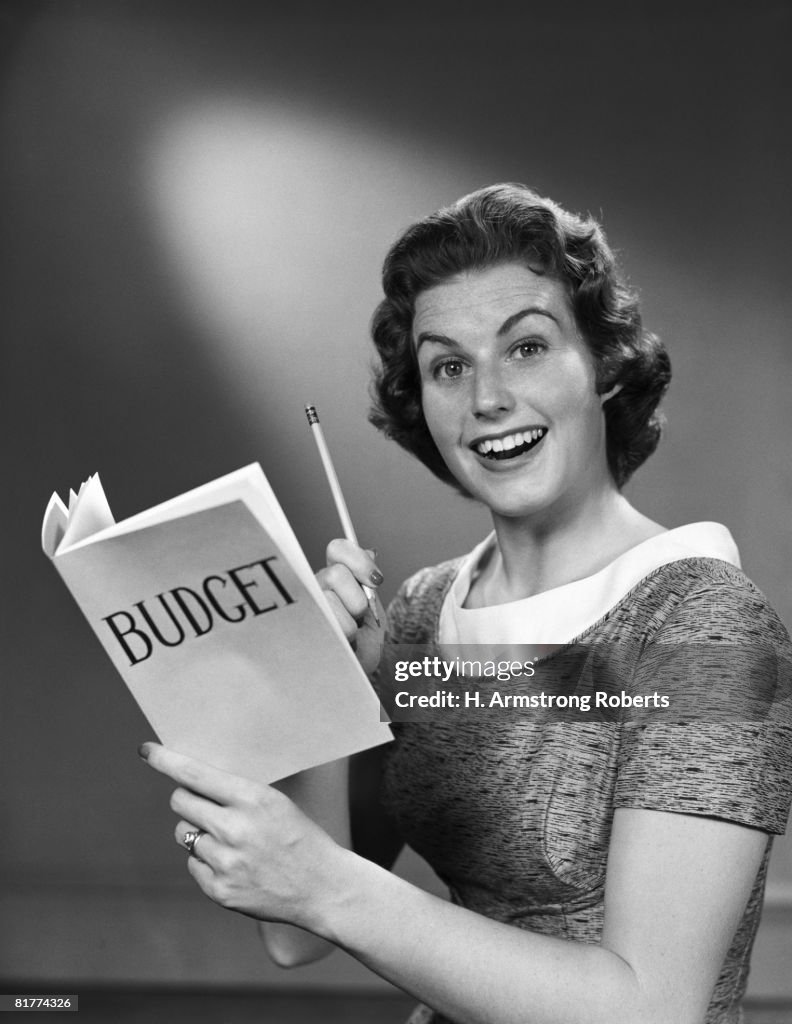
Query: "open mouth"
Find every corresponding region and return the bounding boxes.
[472,427,548,461]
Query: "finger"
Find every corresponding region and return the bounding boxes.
[186,849,221,898]
[170,787,224,833]
[139,742,256,806]
[174,821,219,867]
[175,819,197,847]
[186,854,236,910]
[325,538,383,588]
[320,588,362,641]
[319,564,369,620]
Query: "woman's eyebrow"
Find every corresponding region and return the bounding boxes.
[416,306,559,350]
[497,306,559,336]
[415,332,462,351]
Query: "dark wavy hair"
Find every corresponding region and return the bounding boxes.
[369,183,671,491]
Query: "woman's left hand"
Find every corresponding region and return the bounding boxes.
[139,741,343,929]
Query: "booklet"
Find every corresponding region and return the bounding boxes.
[41,464,391,783]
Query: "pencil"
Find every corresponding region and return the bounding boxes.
[305,404,381,626]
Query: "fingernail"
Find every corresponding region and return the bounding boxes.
[369,569,384,586]
[138,743,150,761]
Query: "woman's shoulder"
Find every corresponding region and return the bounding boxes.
[384,557,463,643]
[398,558,463,600]
[632,557,790,645]
[648,554,757,589]
[583,556,792,675]
[615,559,792,836]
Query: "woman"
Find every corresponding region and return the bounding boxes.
[140,185,792,1024]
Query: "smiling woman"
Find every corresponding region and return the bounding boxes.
[370,185,670,496]
[371,186,673,597]
[142,184,792,1024]
[413,264,615,530]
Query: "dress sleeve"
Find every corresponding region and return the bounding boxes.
[613,578,792,834]
[368,562,453,705]
[383,560,460,646]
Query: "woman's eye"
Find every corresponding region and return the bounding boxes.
[434,359,465,380]
[513,341,545,359]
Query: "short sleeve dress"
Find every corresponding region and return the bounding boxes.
[374,526,792,1024]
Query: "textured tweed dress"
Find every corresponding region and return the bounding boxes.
[374,546,792,1024]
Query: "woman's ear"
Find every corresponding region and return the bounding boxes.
[599,383,623,404]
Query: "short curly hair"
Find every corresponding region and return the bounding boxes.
[369,183,670,491]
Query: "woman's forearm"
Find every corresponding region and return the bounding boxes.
[312,851,647,1024]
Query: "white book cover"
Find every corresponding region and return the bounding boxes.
[41,464,391,783]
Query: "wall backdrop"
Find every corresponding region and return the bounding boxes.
[1,0,790,998]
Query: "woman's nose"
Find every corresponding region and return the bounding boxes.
[472,364,515,418]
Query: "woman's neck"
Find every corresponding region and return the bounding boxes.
[469,487,665,607]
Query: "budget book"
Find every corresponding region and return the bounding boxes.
[41,464,391,782]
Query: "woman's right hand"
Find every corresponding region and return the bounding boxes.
[317,539,385,676]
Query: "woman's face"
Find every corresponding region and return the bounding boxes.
[413,262,612,522]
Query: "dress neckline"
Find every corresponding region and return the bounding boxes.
[438,522,740,648]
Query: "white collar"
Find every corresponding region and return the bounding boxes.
[438,523,740,647]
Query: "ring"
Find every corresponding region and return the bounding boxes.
[182,829,206,859]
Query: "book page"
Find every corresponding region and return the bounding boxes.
[41,492,69,558]
[58,475,115,551]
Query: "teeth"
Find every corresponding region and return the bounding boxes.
[475,427,546,456]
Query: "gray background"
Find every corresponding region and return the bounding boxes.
[1,0,790,998]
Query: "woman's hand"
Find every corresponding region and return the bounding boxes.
[317,539,384,676]
[139,742,346,931]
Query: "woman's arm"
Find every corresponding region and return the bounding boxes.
[316,809,767,1024]
[141,742,767,1024]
